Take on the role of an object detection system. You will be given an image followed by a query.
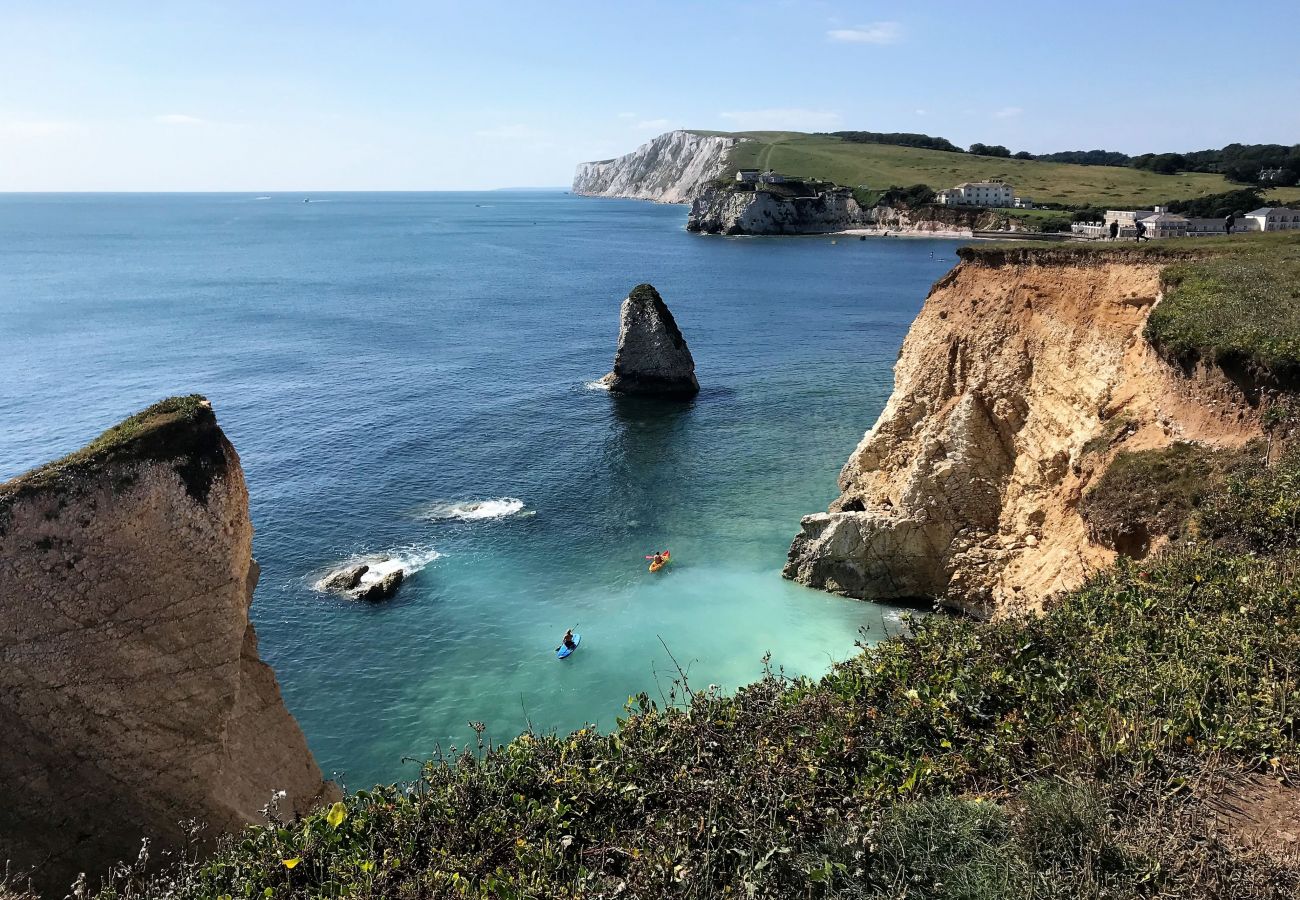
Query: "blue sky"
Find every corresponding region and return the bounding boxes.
[2,0,1297,190]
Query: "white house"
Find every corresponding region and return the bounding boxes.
[757,170,785,184]
[1140,211,1190,238]
[1243,207,1300,231]
[934,181,1015,208]
[1013,196,1034,209]
[736,169,761,183]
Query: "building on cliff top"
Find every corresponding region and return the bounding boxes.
[735,169,786,184]
[1244,207,1300,231]
[934,181,1015,208]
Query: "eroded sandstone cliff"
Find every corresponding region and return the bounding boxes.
[784,250,1262,617]
[0,397,333,893]
[572,131,740,203]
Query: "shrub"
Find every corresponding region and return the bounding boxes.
[1079,442,1224,554]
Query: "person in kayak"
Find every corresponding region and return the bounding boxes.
[651,551,665,568]
[560,629,576,651]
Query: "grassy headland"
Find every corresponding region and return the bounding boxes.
[721,132,1300,209]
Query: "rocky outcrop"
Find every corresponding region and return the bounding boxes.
[357,569,403,602]
[321,563,369,592]
[573,131,741,204]
[599,284,699,398]
[784,252,1262,618]
[0,396,334,893]
[688,184,866,234]
[316,557,410,602]
[688,186,1022,236]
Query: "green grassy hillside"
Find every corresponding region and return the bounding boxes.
[721,132,1300,208]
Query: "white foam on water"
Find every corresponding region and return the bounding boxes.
[584,380,610,391]
[313,545,443,592]
[417,497,528,522]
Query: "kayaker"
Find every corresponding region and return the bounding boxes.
[652,551,664,568]
[561,629,576,651]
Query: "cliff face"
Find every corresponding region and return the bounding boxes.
[687,188,1023,236]
[687,185,866,234]
[0,397,333,893]
[572,131,740,203]
[784,255,1261,617]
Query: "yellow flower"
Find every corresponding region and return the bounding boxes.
[281,858,301,869]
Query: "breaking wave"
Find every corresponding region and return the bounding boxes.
[417,497,529,522]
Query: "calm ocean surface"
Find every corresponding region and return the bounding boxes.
[0,192,963,787]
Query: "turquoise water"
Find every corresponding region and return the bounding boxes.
[0,192,963,787]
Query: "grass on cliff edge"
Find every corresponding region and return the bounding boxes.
[0,396,216,508]
[959,233,1300,385]
[89,454,1300,899]
[724,131,1300,208]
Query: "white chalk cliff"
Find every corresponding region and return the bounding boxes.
[573,130,740,204]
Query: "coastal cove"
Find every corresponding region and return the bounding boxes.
[0,192,963,787]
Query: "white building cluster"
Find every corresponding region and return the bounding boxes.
[1072,206,1300,239]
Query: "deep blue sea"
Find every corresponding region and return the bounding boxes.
[0,192,963,787]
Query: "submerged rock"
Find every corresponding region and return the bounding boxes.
[599,283,699,398]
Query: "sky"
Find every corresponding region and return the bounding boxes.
[1,0,1298,191]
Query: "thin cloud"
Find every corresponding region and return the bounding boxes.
[827,22,902,45]
[915,109,927,116]
[994,106,1024,119]
[719,108,842,131]
[633,118,674,131]
[154,114,207,126]
[2,119,80,138]
[617,112,637,119]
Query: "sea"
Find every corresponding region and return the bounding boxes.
[0,192,965,788]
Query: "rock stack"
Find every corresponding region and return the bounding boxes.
[0,396,335,893]
[599,283,699,398]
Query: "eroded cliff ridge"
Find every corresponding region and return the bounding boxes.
[0,397,333,892]
[572,130,740,203]
[784,249,1263,617]
[687,183,1022,236]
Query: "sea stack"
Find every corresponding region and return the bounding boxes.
[599,283,699,398]
[0,396,335,893]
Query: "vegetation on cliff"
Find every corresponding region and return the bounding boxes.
[90,452,1300,898]
[1148,243,1300,385]
[0,395,228,516]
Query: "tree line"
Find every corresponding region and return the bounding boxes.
[822,131,1300,185]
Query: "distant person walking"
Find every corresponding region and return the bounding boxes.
[1134,219,1148,242]
[1108,220,1119,241]
[1224,213,1235,235]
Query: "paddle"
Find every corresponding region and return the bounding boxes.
[555,624,578,652]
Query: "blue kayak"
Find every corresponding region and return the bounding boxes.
[557,633,581,659]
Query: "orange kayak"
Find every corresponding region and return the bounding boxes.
[648,551,671,573]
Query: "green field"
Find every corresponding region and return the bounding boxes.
[718,131,1300,208]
